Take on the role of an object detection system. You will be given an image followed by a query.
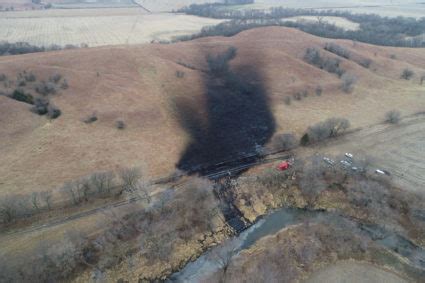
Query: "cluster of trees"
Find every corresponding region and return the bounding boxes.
[0,176,224,282]
[324,42,350,59]
[0,71,68,119]
[178,5,425,47]
[0,168,133,226]
[304,47,346,77]
[0,41,88,57]
[301,117,350,145]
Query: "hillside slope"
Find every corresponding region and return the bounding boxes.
[0,26,424,195]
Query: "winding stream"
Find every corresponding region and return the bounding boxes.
[169,208,425,282]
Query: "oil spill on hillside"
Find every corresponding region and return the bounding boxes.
[175,47,276,175]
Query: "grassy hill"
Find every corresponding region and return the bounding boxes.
[0,26,424,196]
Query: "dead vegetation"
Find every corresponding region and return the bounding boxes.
[301,117,350,145]
[0,70,68,119]
[0,176,227,282]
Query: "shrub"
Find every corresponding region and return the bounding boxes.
[31,97,49,115]
[24,72,36,82]
[272,133,298,151]
[304,48,345,77]
[341,73,357,93]
[0,74,6,81]
[359,58,372,68]
[83,112,97,124]
[324,43,350,59]
[35,81,56,96]
[17,79,26,87]
[385,110,401,124]
[10,89,34,104]
[119,167,141,192]
[293,92,302,101]
[301,117,350,145]
[47,104,61,119]
[116,120,125,129]
[420,75,425,85]
[175,70,185,78]
[49,74,62,84]
[401,68,414,80]
[61,79,69,89]
[315,86,323,96]
[284,96,292,105]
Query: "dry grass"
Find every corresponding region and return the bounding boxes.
[0,26,424,197]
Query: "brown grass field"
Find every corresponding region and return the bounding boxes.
[0,26,424,197]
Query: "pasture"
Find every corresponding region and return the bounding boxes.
[0,8,224,47]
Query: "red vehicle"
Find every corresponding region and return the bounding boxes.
[277,161,290,171]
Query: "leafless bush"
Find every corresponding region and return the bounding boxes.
[420,75,425,85]
[385,110,401,124]
[0,74,6,81]
[301,117,350,145]
[304,48,346,77]
[175,70,185,78]
[61,79,69,89]
[315,86,323,96]
[401,68,414,80]
[115,120,125,130]
[257,168,291,191]
[283,96,291,105]
[209,238,241,280]
[47,103,61,119]
[293,92,302,101]
[90,171,115,194]
[31,97,49,115]
[0,194,32,224]
[83,112,97,124]
[119,167,142,192]
[359,58,372,68]
[272,133,298,151]
[324,43,350,59]
[298,156,329,203]
[35,81,56,96]
[341,73,357,93]
[49,74,62,84]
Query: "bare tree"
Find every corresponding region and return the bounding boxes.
[40,191,53,210]
[401,68,414,80]
[119,167,142,192]
[209,238,241,281]
[385,110,401,124]
[341,73,357,93]
[90,171,115,195]
[31,192,40,211]
[272,133,298,151]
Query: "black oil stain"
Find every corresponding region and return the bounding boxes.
[176,47,275,175]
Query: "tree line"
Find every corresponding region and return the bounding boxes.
[0,41,89,57]
[178,5,425,47]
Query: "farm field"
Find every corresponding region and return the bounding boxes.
[0,8,224,47]
[283,16,360,31]
[135,0,221,12]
